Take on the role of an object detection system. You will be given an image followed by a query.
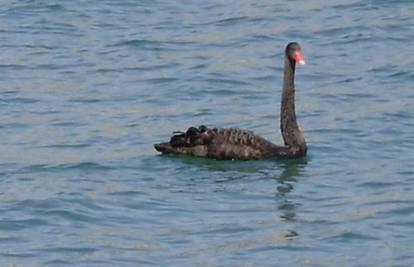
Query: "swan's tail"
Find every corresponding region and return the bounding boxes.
[154,125,211,157]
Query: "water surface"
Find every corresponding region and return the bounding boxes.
[1,0,414,266]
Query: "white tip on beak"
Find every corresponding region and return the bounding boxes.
[298,59,306,65]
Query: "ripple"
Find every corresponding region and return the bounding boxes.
[378,206,414,217]
[62,162,115,171]
[215,16,250,26]
[389,71,414,80]
[0,64,28,70]
[112,39,193,51]
[69,97,102,103]
[145,77,179,84]
[15,162,115,174]
[0,218,49,231]
[44,259,71,265]
[204,78,250,86]
[106,190,146,197]
[0,97,40,104]
[356,181,394,189]
[0,252,36,258]
[36,247,98,254]
[40,143,91,149]
[0,122,28,129]
[49,121,81,127]
[324,231,380,242]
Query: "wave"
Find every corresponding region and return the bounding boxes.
[111,39,193,51]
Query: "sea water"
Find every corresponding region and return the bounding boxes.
[1,0,413,266]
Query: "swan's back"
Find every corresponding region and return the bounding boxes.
[154,125,283,160]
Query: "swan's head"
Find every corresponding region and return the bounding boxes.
[286,42,305,65]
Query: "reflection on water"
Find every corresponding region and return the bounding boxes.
[160,154,309,244]
[274,159,308,234]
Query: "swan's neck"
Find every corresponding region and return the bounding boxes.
[280,57,306,151]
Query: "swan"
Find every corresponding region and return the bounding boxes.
[154,42,307,160]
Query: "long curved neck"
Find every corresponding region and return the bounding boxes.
[280,56,306,151]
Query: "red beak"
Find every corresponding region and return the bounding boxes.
[293,51,305,65]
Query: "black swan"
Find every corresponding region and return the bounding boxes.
[154,42,307,160]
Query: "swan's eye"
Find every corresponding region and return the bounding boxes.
[293,51,305,65]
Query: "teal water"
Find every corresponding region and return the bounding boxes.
[1,0,414,266]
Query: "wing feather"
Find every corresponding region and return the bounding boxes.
[154,125,281,159]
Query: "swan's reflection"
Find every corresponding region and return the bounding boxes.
[159,154,279,177]
[274,158,307,238]
[157,154,309,251]
[158,154,307,182]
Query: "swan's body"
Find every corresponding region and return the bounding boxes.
[154,126,304,160]
[154,42,307,160]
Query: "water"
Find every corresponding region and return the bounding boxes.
[1,0,414,266]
